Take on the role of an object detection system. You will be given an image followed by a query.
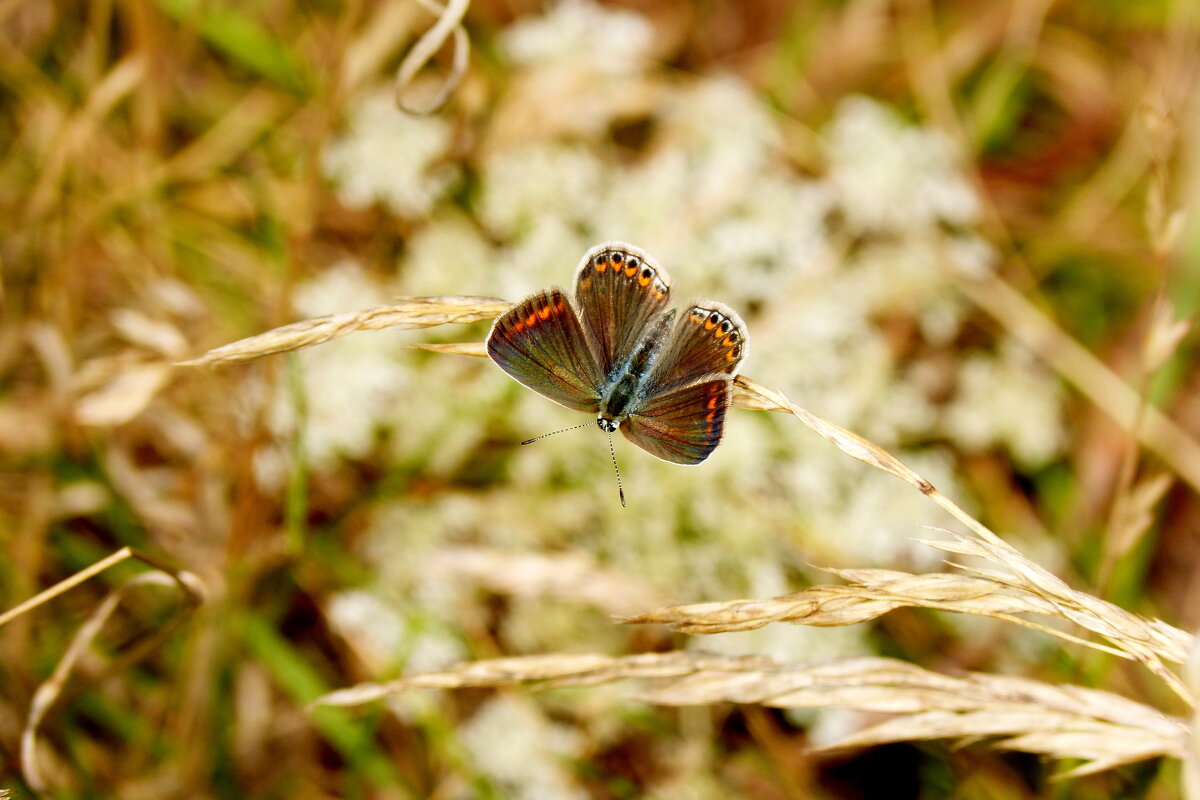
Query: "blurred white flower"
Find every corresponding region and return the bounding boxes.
[326,589,407,664]
[400,211,496,295]
[943,342,1065,468]
[655,76,782,210]
[322,91,459,217]
[477,143,603,238]
[460,695,588,800]
[944,232,998,278]
[502,0,653,72]
[826,96,980,232]
[334,1,1067,658]
[267,261,409,469]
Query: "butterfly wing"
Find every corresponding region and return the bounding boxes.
[574,242,672,379]
[647,300,748,392]
[620,378,731,464]
[487,289,603,412]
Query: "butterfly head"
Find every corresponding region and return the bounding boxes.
[597,416,620,433]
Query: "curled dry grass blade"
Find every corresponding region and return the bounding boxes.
[312,651,1186,777]
[395,0,470,114]
[2,549,206,792]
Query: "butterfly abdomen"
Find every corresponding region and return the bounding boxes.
[598,310,676,422]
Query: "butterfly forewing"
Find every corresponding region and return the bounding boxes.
[622,378,731,464]
[574,243,672,378]
[647,300,747,392]
[487,289,603,412]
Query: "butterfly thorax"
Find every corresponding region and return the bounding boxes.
[596,309,676,430]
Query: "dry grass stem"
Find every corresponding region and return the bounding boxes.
[177,296,509,367]
[959,273,1200,494]
[313,651,1185,776]
[926,531,1192,696]
[18,568,204,792]
[0,546,204,629]
[1100,470,1175,586]
[728,375,1196,702]
[734,376,935,494]
[407,341,489,356]
[623,568,1124,657]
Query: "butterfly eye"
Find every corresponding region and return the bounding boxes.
[689,307,708,323]
[626,256,641,270]
[726,330,740,344]
[718,319,734,335]
[593,253,607,270]
[611,251,624,264]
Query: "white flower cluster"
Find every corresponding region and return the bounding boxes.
[322,92,459,217]
[501,0,653,72]
[459,695,588,800]
[944,342,1065,468]
[296,0,1067,642]
[826,96,981,233]
[260,262,411,473]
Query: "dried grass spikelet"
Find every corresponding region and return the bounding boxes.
[74,296,507,426]
[177,295,509,366]
[624,548,1191,690]
[312,651,1186,777]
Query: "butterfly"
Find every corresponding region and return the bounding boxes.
[487,241,748,481]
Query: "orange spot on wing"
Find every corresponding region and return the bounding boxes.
[525,312,537,326]
[707,395,719,410]
[538,304,551,320]
[705,411,716,422]
[638,274,652,286]
[514,320,525,332]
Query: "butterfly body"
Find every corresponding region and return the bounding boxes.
[595,308,675,429]
[487,242,747,465]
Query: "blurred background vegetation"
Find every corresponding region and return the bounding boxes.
[1,0,1198,797]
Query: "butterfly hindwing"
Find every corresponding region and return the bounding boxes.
[574,242,672,378]
[621,378,731,465]
[487,289,603,412]
[646,300,747,392]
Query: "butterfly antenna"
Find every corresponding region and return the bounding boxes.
[521,421,593,446]
[607,429,626,507]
